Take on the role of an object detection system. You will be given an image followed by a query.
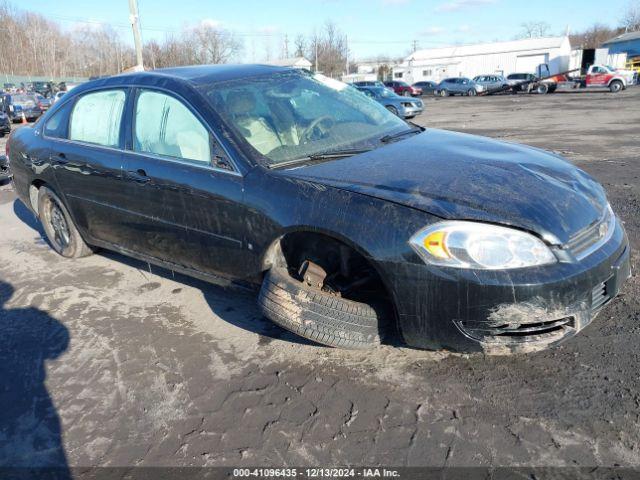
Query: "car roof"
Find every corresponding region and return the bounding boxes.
[70,64,295,94]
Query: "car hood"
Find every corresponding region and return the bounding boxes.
[278,129,608,244]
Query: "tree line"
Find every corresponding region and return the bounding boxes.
[1,0,638,80]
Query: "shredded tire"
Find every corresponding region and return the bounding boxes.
[259,267,381,349]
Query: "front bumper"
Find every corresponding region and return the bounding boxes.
[388,218,631,353]
[402,105,424,117]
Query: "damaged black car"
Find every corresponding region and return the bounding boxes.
[7,65,631,353]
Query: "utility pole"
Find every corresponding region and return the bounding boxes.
[315,40,318,72]
[345,34,349,76]
[283,34,290,58]
[128,0,144,70]
[412,40,419,53]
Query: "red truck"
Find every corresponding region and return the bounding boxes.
[534,64,637,94]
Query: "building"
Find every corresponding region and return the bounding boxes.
[341,59,401,83]
[393,36,572,84]
[602,31,640,60]
[266,57,313,70]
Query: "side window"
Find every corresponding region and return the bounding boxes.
[69,90,125,147]
[134,90,211,164]
[43,101,74,139]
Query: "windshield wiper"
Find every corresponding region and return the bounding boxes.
[380,126,424,144]
[267,148,372,169]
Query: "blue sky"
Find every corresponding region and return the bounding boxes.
[18,0,629,60]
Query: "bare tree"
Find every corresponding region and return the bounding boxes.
[188,24,244,64]
[306,21,349,77]
[570,23,624,48]
[518,21,552,39]
[293,34,306,58]
[621,0,640,31]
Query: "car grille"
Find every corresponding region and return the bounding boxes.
[566,207,614,260]
[591,279,611,311]
[456,316,575,343]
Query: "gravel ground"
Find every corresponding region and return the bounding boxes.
[0,88,639,469]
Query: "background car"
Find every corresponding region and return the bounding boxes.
[0,111,10,137]
[52,91,66,103]
[506,73,537,92]
[473,75,508,92]
[0,93,43,122]
[412,81,437,96]
[0,155,10,181]
[355,85,424,118]
[353,80,388,89]
[436,78,485,96]
[36,94,53,111]
[384,80,422,97]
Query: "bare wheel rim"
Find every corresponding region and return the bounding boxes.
[48,198,70,250]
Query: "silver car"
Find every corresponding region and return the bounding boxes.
[436,78,485,97]
[473,75,508,92]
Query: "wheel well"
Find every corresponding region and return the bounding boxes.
[29,179,46,213]
[261,231,399,338]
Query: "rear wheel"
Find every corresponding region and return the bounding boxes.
[609,80,623,93]
[467,89,477,96]
[38,186,93,258]
[402,90,411,97]
[439,89,449,97]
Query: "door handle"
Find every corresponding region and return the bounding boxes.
[127,169,150,184]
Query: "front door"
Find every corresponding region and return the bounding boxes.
[119,88,250,279]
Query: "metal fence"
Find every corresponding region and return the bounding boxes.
[1,74,88,85]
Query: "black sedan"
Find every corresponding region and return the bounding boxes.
[412,81,437,96]
[8,65,630,353]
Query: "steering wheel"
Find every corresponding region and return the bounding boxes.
[300,116,335,144]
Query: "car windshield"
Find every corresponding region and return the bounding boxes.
[202,71,408,166]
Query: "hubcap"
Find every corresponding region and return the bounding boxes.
[50,200,70,249]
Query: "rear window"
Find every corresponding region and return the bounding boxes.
[69,90,125,148]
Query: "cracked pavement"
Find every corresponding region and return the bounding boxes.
[0,87,639,468]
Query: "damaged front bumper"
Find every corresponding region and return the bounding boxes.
[388,218,631,353]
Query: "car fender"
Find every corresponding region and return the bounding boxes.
[607,76,627,87]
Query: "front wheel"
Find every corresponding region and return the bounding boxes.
[609,80,623,93]
[402,90,411,97]
[259,267,382,349]
[38,186,94,258]
[386,105,399,116]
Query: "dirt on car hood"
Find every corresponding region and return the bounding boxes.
[279,129,608,245]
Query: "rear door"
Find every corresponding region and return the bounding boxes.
[119,88,249,278]
[45,88,132,246]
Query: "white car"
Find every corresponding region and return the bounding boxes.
[52,91,66,103]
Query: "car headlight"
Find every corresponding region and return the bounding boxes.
[409,221,557,270]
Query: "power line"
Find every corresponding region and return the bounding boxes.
[42,12,456,45]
